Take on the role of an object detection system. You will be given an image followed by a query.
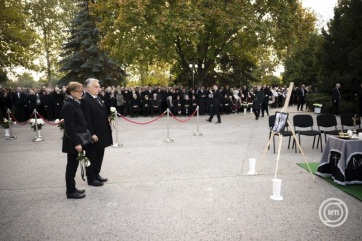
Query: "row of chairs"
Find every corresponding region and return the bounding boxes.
[268,113,362,153]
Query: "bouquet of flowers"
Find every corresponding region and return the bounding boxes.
[29,118,45,131]
[76,151,91,167]
[109,107,116,120]
[313,103,323,108]
[248,102,253,107]
[1,118,16,129]
[242,101,248,107]
[55,119,65,130]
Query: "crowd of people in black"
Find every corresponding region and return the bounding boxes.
[2,83,361,122]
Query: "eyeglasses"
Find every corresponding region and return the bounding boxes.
[73,91,84,94]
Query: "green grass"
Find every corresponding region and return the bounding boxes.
[297,162,362,201]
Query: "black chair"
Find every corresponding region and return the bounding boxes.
[316,114,341,144]
[268,115,292,153]
[293,114,322,153]
[340,113,362,132]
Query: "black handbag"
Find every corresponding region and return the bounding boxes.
[77,130,92,146]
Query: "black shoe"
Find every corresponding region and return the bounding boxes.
[206,119,211,122]
[88,180,104,186]
[75,188,85,194]
[261,115,264,117]
[67,192,86,199]
[96,175,108,182]
[215,121,221,124]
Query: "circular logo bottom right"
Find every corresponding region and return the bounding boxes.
[319,198,348,227]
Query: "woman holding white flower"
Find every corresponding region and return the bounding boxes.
[61,82,88,199]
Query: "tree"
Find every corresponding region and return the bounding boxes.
[58,0,125,86]
[94,0,316,87]
[283,33,323,87]
[0,0,36,79]
[27,0,77,85]
[320,0,362,95]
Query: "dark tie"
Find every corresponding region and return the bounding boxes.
[96,97,103,107]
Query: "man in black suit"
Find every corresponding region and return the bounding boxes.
[206,84,221,124]
[12,87,26,122]
[81,78,113,187]
[296,84,307,111]
[331,83,341,115]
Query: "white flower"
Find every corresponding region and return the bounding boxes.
[13,122,17,125]
[29,119,35,124]
[3,118,8,123]
[55,119,60,124]
[37,119,45,125]
[110,107,116,112]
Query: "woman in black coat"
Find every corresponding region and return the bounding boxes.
[61,82,88,199]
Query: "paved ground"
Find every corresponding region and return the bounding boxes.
[0,105,361,241]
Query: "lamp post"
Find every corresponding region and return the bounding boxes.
[189,63,198,90]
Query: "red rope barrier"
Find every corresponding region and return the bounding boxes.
[118,112,166,125]
[169,109,197,122]
[9,112,34,125]
[36,112,62,126]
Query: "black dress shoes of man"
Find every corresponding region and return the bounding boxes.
[215,121,221,124]
[206,119,211,122]
[88,179,104,186]
[67,191,86,199]
[75,188,85,194]
[96,175,108,182]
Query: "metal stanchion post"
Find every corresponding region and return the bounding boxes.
[163,108,174,143]
[112,111,123,147]
[193,106,203,136]
[33,110,44,142]
[6,108,17,140]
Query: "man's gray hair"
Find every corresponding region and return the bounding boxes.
[85,78,99,87]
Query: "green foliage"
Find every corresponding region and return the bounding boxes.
[0,0,37,77]
[283,33,323,87]
[27,0,77,85]
[58,0,125,86]
[306,92,331,112]
[94,0,316,87]
[319,0,362,93]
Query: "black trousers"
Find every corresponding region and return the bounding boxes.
[66,153,80,194]
[208,104,221,122]
[85,147,105,181]
[254,108,261,119]
[261,103,269,116]
[331,100,339,114]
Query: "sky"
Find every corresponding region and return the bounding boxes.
[301,0,339,29]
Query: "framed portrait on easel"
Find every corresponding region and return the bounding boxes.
[272,112,288,134]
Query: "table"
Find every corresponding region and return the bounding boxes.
[316,136,362,185]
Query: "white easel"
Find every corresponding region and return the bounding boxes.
[254,82,314,200]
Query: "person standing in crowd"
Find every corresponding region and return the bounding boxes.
[0,90,12,119]
[261,85,272,117]
[61,82,87,199]
[330,83,341,115]
[197,86,207,115]
[129,93,141,117]
[206,84,221,124]
[115,88,125,115]
[52,86,64,120]
[81,78,113,187]
[252,85,264,120]
[142,95,151,117]
[12,87,26,122]
[296,84,307,111]
[151,93,161,116]
[25,89,38,118]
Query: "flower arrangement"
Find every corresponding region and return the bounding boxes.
[109,107,116,120]
[76,151,91,167]
[29,118,45,131]
[248,102,253,107]
[313,103,323,108]
[55,119,65,130]
[1,118,16,129]
[242,101,248,107]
